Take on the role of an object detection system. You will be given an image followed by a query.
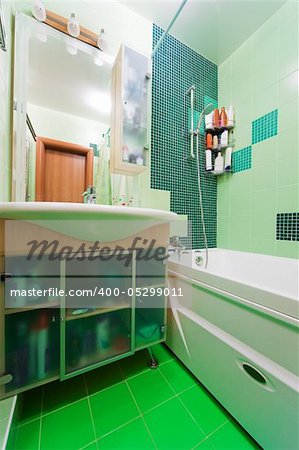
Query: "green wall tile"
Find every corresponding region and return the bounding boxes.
[231,192,251,216]
[277,185,299,211]
[276,241,299,258]
[251,214,276,239]
[251,189,276,214]
[277,158,298,187]
[251,163,277,191]
[230,215,251,239]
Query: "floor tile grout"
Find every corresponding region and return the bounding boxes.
[191,420,230,450]
[123,376,158,449]
[83,375,99,450]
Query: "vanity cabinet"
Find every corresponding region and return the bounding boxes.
[0,221,167,399]
[110,44,151,175]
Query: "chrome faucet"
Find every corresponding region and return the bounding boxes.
[83,186,96,204]
[169,236,185,260]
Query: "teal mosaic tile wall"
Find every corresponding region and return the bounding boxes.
[252,109,278,144]
[151,25,218,248]
[232,146,252,173]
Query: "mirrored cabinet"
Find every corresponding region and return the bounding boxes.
[110,44,151,175]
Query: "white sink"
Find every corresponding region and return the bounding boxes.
[0,202,177,241]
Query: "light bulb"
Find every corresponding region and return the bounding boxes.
[67,13,80,38]
[32,0,46,22]
[97,28,105,50]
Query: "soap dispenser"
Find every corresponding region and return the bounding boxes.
[220,107,227,128]
[214,152,224,173]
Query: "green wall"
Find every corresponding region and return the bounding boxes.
[218,0,299,258]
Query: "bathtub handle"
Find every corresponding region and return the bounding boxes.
[241,362,268,385]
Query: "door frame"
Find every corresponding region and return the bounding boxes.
[35,136,94,202]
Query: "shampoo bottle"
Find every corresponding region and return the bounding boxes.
[213,109,220,128]
[206,150,212,171]
[221,130,228,148]
[225,147,232,171]
[214,152,224,173]
[220,107,227,128]
[213,135,218,150]
[206,133,213,149]
[205,111,213,130]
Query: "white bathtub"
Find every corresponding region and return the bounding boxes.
[166,249,299,450]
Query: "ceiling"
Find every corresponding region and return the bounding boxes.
[28,28,113,124]
[121,0,286,64]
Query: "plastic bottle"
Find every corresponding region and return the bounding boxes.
[206,133,213,149]
[213,135,218,150]
[214,152,224,173]
[205,111,213,130]
[220,107,227,128]
[213,109,220,128]
[225,147,232,171]
[221,130,228,148]
[206,150,212,171]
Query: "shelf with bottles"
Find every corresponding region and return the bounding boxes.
[65,303,131,321]
[5,308,60,392]
[65,309,131,375]
[205,169,231,176]
[5,301,60,315]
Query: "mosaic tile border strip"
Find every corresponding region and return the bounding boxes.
[276,213,299,241]
[232,146,252,173]
[151,24,218,249]
[252,109,278,145]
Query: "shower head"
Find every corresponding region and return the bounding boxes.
[195,103,214,132]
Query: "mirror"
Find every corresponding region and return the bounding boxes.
[12,12,148,206]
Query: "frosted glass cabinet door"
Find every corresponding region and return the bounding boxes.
[122,46,150,168]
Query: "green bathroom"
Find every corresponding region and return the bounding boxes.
[0,0,298,449]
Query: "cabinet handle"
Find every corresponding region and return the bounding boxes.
[242,363,267,385]
[0,273,13,282]
[0,373,13,386]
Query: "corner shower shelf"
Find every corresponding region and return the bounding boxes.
[205,169,231,176]
[205,124,235,132]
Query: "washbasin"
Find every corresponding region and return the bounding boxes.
[0,202,177,241]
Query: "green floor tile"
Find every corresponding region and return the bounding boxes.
[179,385,229,435]
[210,421,258,450]
[100,417,155,449]
[194,438,215,449]
[18,386,43,426]
[85,361,124,396]
[144,397,205,449]
[128,369,174,413]
[13,420,40,450]
[150,344,175,364]
[90,381,139,438]
[42,376,86,415]
[82,442,98,450]
[118,350,150,379]
[41,399,94,450]
[159,359,196,393]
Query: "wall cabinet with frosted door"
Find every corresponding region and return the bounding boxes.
[110,44,151,175]
[0,231,167,398]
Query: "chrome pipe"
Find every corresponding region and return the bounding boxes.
[151,0,188,59]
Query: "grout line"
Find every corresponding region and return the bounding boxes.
[96,414,143,442]
[37,387,44,450]
[191,421,229,450]
[124,376,158,449]
[83,376,99,450]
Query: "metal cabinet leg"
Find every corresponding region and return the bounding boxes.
[147,347,158,369]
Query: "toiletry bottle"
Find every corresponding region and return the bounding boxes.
[206,150,212,171]
[213,109,220,128]
[213,135,218,150]
[36,311,49,380]
[206,133,213,149]
[205,111,214,130]
[220,107,227,128]
[221,130,228,148]
[214,152,224,173]
[225,147,232,171]
[227,106,235,127]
